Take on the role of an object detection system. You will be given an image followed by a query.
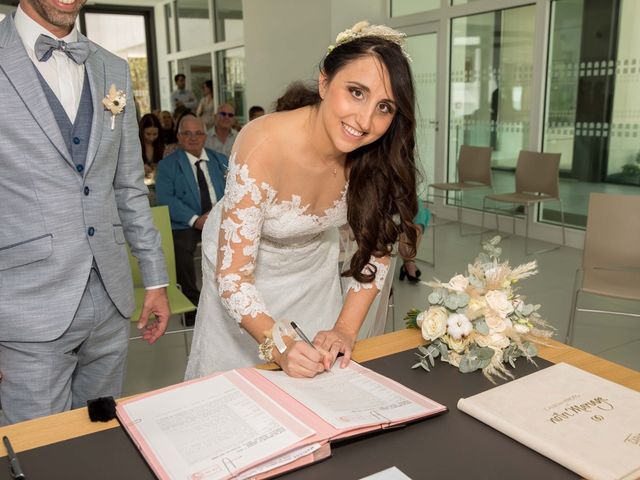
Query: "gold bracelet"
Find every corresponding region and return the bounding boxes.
[258,337,276,363]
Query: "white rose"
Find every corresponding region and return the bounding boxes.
[476,332,510,350]
[446,313,473,340]
[444,334,468,353]
[446,274,469,293]
[420,307,448,341]
[485,312,512,332]
[514,323,531,334]
[485,290,514,318]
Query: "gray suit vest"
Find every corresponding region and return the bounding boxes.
[35,70,93,171]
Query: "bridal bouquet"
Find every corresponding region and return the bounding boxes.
[405,236,554,382]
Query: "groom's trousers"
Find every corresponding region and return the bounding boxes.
[0,268,129,425]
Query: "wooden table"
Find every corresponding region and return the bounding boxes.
[1,329,639,456]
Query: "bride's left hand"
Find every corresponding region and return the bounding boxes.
[313,329,355,370]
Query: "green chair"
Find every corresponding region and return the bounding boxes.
[127,205,196,353]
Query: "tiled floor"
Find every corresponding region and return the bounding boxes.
[123,223,640,396]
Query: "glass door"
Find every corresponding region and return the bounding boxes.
[403,23,440,263]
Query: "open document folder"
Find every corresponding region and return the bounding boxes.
[117,362,446,480]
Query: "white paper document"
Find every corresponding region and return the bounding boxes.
[359,466,412,480]
[119,371,315,480]
[257,362,434,429]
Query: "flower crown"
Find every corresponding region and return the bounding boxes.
[327,20,410,60]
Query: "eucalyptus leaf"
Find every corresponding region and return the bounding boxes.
[421,358,432,371]
[428,291,442,305]
[477,356,492,369]
[444,295,459,310]
[476,346,495,361]
[418,345,431,356]
[457,292,470,308]
[474,319,489,335]
[459,355,481,373]
[469,275,484,289]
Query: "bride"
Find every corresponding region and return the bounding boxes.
[185,21,418,379]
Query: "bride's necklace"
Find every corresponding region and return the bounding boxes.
[306,134,342,177]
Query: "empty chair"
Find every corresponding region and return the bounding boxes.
[481,150,565,255]
[428,144,493,235]
[565,193,640,345]
[128,205,197,354]
[426,145,493,266]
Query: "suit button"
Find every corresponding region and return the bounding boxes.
[88,227,95,236]
[84,186,90,195]
[76,164,84,173]
[73,137,81,145]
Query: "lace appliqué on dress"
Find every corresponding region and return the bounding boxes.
[217,161,276,323]
[347,257,389,293]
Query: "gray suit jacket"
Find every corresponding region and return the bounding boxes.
[0,15,168,342]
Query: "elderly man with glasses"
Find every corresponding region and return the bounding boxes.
[156,114,228,325]
[205,103,238,157]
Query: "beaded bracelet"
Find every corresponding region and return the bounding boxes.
[257,337,276,363]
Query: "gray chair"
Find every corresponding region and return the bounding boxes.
[428,144,493,235]
[426,145,493,266]
[481,150,566,255]
[565,193,640,345]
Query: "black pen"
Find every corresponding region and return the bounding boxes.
[3,436,26,480]
[290,322,334,374]
[290,321,317,350]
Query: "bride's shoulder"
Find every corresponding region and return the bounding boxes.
[233,111,300,168]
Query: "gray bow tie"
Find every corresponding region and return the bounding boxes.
[34,34,90,64]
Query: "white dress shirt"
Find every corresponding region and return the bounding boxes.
[185,149,218,227]
[14,5,85,123]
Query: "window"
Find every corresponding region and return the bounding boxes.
[81,7,158,115]
[216,47,245,123]
[543,0,640,228]
[448,6,536,210]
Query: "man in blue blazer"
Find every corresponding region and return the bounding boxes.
[156,114,228,325]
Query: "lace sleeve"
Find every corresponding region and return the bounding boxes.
[216,155,276,323]
[345,256,390,293]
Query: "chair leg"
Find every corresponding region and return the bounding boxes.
[480,198,487,243]
[565,269,582,345]
[559,199,566,246]
[524,204,529,255]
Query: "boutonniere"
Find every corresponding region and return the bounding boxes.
[102,84,126,130]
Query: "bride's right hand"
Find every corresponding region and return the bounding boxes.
[275,340,331,378]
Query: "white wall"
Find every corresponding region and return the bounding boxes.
[243,0,386,113]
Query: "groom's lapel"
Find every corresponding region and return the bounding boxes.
[0,15,72,165]
[81,32,104,173]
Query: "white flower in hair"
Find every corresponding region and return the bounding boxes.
[328,20,410,60]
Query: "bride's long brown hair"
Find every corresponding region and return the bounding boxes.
[276,36,418,283]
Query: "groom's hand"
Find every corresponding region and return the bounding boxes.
[138,287,171,344]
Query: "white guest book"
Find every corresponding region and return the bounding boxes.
[458,362,640,480]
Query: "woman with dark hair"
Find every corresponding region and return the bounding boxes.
[186,21,418,379]
[138,113,165,177]
[196,80,215,130]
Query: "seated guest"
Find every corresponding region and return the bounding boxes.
[155,115,228,325]
[248,105,265,121]
[205,103,237,157]
[163,109,192,158]
[139,113,165,181]
[159,110,176,145]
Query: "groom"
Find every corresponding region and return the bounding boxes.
[0,0,170,424]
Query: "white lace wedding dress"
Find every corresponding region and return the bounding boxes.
[185,150,388,379]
